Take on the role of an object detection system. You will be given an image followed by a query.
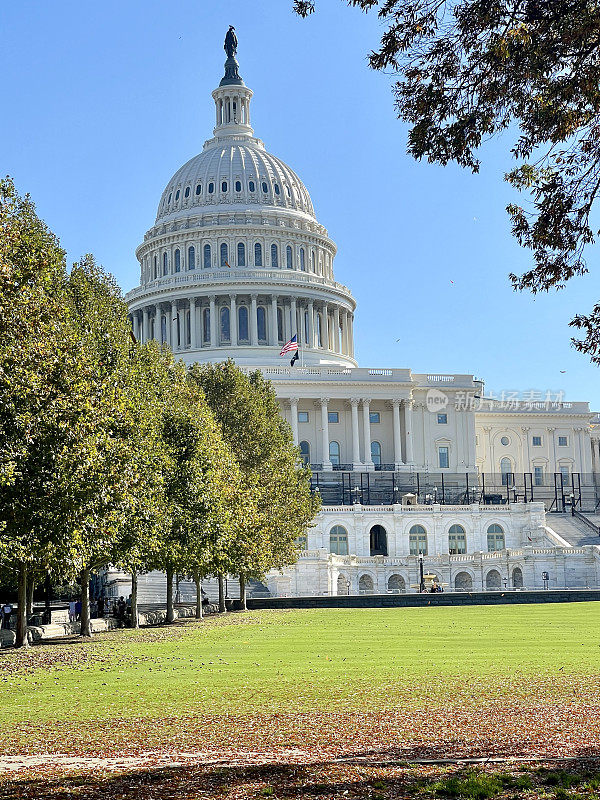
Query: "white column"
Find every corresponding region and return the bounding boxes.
[283,301,290,343]
[209,295,216,348]
[290,297,297,339]
[289,398,299,444]
[323,304,329,350]
[341,310,348,355]
[334,306,340,353]
[250,294,258,346]
[349,313,354,356]
[548,427,557,473]
[362,398,374,469]
[270,295,278,346]
[189,298,197,349]
[142,307,149,343]
[171,302,178,351]
[392,399,403,467]
[229,294,237,345]
[307,300,314,349]
[320,398,332,469]
[350,398,361,469]
[404,398,414,464]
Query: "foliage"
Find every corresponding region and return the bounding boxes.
[295,0,600,361]
[189,360,319,580]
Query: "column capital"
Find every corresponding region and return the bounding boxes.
[316,397,330,408]
[348,397,360,408]
[208,294,216,302]
[288,396,299,406]
[229,292,236,301]
[389,398,403,408]
[547,426,556,432]
[362,397,372,406]
[521,426,530,433]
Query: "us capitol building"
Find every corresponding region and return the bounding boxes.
[120,32,600,599]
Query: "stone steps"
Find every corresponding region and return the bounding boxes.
[546,514,600,546]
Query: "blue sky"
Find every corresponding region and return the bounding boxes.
[2,0,599,408]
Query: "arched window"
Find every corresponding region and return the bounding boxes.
[238,306,249,342]
[153,256,158,279]
[274,182,280,195]
[160,315,167,343]
[175,190,180,202]
[286,245,293,269]
[208,182,214,194]
[310,249,316,272]
[262,181,268,193]
[487,524,505,552]
[371,441,382,466]
[500,457,513,486]
[329,441,340,466]
[409,525,428,556]
[195,183,202,196]
[254,242,263,266]
[388,574,405,593]
[300,248,306,271]
[188,246,195,270]
[512,567,523,588]
[203,244,211,269]
[235,180,242,192]
[202,307,210,344]
[448,524,467,555]
[370,525,387,556]
[184,186,190,199]
[248,180,255,192]
[174,249,181,273]
[271,243,279,268]
[237,242,245,266]
[221,180,228,193]
[277,307,284,342]
[257,306,266,341]
[220,243,229,267]
[220,306,230,342]
[486,569,502,590]
[330,525,348,555]
[304,310,309,344]
[316,313,322,347]
[359,574,374,593]
[162,252,168,275]
[299,440,310,465]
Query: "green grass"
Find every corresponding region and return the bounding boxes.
[1,603,599,726]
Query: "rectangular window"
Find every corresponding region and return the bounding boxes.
[437,413,448,424]
[559,465,570,484]
[532,436,542,446]
[558,436,568,446]
[328,411,339,423]
[369,411,380,424]
[438,446,449,469]
[534,466,544,486]
[298,411,309,423]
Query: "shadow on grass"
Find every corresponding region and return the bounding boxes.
[2,754,600,800]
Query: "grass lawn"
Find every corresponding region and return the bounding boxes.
[1,604,600,798]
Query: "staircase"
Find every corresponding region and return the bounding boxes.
[546,513,600,547]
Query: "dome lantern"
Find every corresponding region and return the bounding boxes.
[212,26,254,139]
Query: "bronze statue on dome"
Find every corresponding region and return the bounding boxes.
[225,26,237,59]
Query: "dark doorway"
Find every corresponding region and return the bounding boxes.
[370,525,388,556]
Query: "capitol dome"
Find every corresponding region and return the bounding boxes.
[126,33,357,369]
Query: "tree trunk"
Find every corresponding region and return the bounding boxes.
[80,567,92,638]
[26,577,34,619]
[239,574,247,612]
[166,565,174,623]
[218,573,226,613]
[195,575,203,620]
[130,571,138,629]
[15,563,28,648]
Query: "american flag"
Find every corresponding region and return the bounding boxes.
[280,334,298,356]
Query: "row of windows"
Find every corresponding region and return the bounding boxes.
[165,179,297,208]
[299,440,447,467]
[151,244,323,277]
[326,523,506,556]
[497,434,570,447]
[298,411,382,425]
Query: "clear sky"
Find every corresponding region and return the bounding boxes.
[2,0,599,408]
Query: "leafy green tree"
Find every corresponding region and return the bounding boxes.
[0,178,75,646]
[153,376,240,623]
[189,361,319,606]
[295,0,600,361]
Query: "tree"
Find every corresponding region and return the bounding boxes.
[153,375,240,623]
[295,0,600,361]
[189,361,319,602]
[0,178,75,646]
